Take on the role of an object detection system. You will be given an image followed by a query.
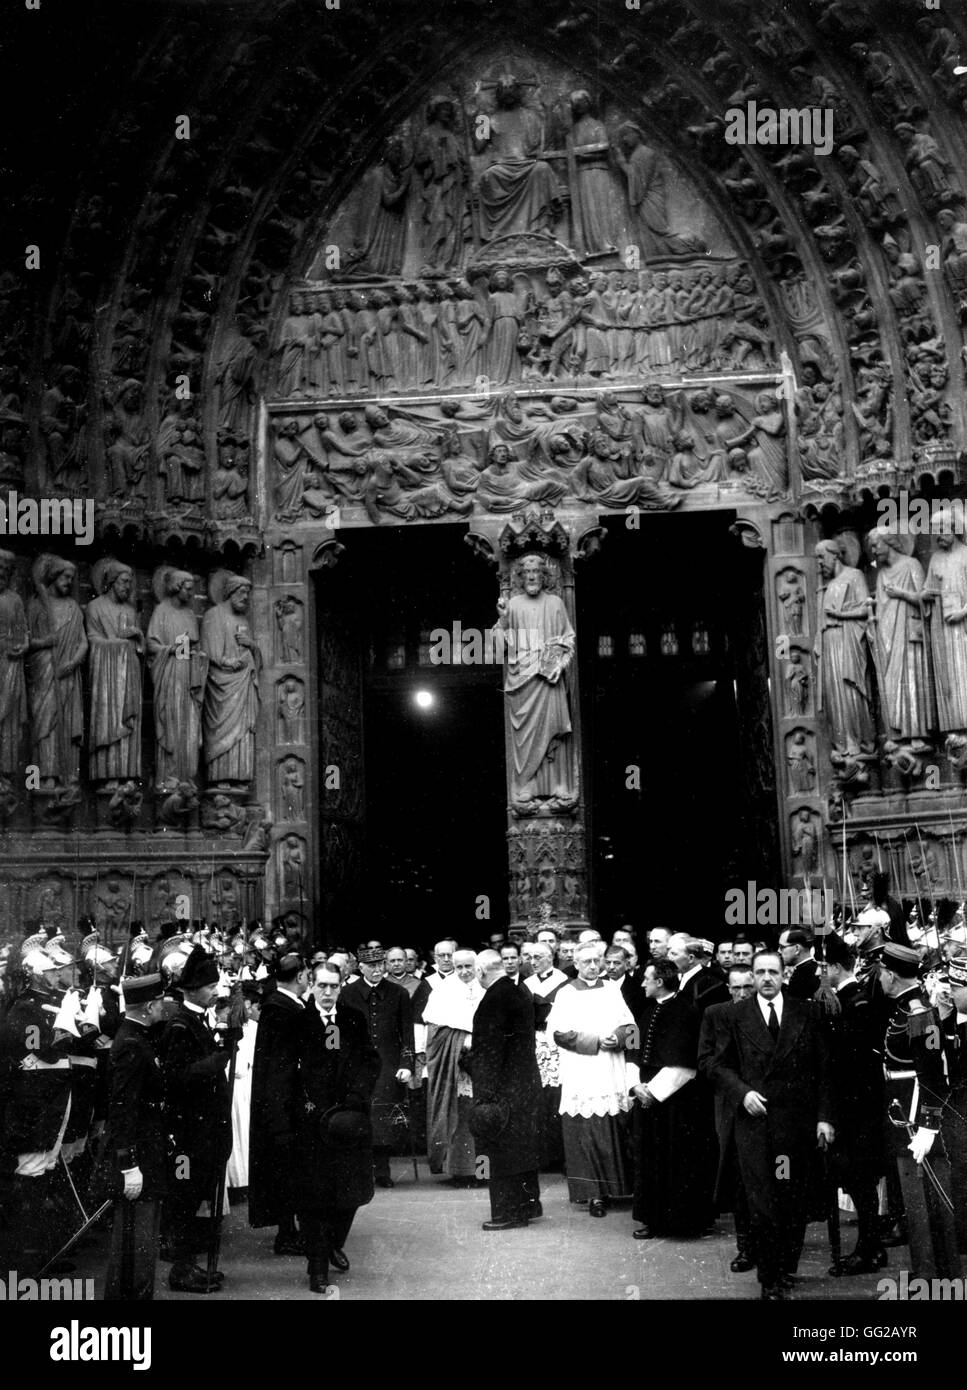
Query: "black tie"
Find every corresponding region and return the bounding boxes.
[767,1003,780,1041]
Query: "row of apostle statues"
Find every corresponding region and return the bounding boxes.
[274,261,772,396]
[271,386,788,524]
[0,554,261,799]
[343,82,705,276]
[813,507,967,786]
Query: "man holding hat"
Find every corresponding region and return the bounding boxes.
[97,974,167,1300]
[340,946,414,1188]
[158,944,234,1292]
[470,950,542,1230]
[297,961,380,1292]
[878,941,962,1279]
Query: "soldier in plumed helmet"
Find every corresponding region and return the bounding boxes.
[0,931,76,1270]
[877,942,961,1279]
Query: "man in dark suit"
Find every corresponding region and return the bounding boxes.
[779,928,821,999]
[668,933,729,1013]
[96,973,167,1300]
[469,950,542,1230]
[297,962,380,1292]
[340,946,414,1187]
[159,946,233,1294]
[248,952,308,1254]
[701,949,835,1299]
[699,965,757,1273]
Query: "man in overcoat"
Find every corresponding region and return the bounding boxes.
[468,950,541,1230]
[701,948,835,1300]
[248,952,308,1253]
[297,962,380,1292]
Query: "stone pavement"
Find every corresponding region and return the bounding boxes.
[71,1158,892,1302]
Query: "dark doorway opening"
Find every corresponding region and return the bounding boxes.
[578,511,778,938]
[316,526,507,945]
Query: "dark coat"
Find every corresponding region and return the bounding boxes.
[680,967,729,1014]
[620,974,641,1015]
[468,976,541,1178]
[297,999,381,1214]
[632,993,716,1234]
[159,1003,232,1198]
[94,1018,167,1202]
[248,988,305,1227]
[786,957,821,1000]
[698,1000,741,1201]
[700,995,834,1191]
[339,977,415,1147]
[0,989,73,1155]
[824,979,885,1178]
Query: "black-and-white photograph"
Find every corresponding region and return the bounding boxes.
[0,0,966,1351]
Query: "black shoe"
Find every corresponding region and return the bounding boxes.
[832,1247,887,1276]
[778,1273,798,1289]
[169,1263,213,1294]
[588,1199,607,1218]
[329,1246,349,1272]
[375,1176,394,1189]
[481,1218,529,1231]
[274,1233,305,1256]
[760,1284,786,1301]
[527,1202,543,1220]
[731,1252,755,1273]
[308,1258,329,1293]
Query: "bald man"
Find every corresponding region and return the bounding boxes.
[422,949,483,1185]
[471,951,541,1229]
[523,942,567,1170]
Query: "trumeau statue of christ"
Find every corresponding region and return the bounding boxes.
[495,553,577,811]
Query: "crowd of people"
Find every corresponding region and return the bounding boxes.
[1,880,966,1301]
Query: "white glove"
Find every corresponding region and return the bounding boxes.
[121,1166,143,1201]
[908,1128,936,1165]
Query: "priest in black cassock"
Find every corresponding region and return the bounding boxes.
[340,946,414,1187]
[468,950,542,1230]
[630,959,717,1239]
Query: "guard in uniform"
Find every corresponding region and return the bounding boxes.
[943,951,967,1256]
[822,932,886,1274]
[878,942,962,1279]
[95,973,167,1300]
[67,932,121,1200]
[159,945,233,1293]
[0,932,76,1271]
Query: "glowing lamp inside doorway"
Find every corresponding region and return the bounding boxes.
[414,690,435,710]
